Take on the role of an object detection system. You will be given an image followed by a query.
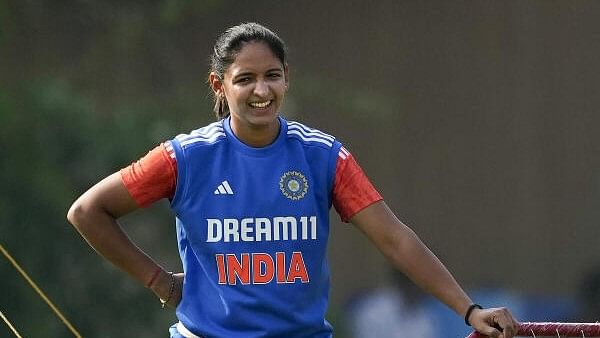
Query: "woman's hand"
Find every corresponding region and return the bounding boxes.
[469,307,519,338]
[150,270,185,308]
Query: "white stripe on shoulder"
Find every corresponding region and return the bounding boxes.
[287,121,335,147]
[179,132,225,147]
[288,121,335,142]
[287,130,333,147]
[175,121,226,147]
[177,122,224,142]
[340,146,350,156]
[338,147,352,160]
[164,142,176,158]
[190,121,223,136]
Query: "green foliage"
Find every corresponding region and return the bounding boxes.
[0,1,219,334]
[0,78,184,336]
[0,0,7,43]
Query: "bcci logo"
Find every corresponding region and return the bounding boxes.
[279,171,308,200]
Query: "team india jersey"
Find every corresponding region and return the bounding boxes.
[168,116,341,337]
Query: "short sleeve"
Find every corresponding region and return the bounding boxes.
[120,142,177,207]
[332,146,383,222]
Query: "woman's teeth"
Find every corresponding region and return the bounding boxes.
[250,101,271,108]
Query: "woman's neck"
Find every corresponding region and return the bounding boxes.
[230,117,280,147]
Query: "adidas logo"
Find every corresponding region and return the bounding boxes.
[214,180,234,195]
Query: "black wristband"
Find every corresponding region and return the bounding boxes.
[464,303,483,326]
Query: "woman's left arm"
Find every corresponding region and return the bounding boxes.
[350,200,518,338]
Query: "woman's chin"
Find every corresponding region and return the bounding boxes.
[248,109,279,124]
[249,117,278,130]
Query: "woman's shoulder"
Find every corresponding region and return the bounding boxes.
[284,118,340,150]
[170,120,226,149]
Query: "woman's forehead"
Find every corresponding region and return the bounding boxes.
[227,42,284,75]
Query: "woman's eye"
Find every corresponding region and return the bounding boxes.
[236,77,251,84]
[268,73,281,78]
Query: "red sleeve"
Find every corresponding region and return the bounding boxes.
[120,142,177,207]
[333,146,383,223]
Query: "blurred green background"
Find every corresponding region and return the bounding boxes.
[2,1,600,337]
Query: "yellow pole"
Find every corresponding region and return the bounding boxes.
[0,243,83,337]
[0,309,23,338]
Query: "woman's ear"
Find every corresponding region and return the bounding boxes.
[209,72,224,96]
[284,64,289,90]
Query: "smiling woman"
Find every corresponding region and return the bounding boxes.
[67,22,519,338]
[209,39,288,147]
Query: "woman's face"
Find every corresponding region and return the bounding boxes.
[213,41,288,136]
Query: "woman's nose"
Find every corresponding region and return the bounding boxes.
[253,80,269,97]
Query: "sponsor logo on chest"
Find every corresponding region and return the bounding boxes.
[205,170,317,286]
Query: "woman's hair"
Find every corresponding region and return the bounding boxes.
[210,22,287,119]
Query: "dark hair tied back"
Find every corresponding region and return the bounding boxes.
[210,22,287,119]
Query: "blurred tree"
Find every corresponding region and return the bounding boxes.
[0,78,184,336]
[0,1,217,335]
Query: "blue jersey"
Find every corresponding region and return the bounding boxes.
[168,116,342,338]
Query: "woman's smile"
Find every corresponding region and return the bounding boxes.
[248,100,273,109]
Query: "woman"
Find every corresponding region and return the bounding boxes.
[68,22,518,337]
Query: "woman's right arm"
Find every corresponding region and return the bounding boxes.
[66,172,179,306]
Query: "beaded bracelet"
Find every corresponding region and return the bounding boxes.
[160,272,175,309]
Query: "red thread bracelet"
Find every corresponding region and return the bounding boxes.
[146,267,162,288]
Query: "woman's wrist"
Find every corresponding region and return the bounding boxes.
[464,303,483,326]
[149,269,172,299]
[160,272,175,308]
[145,266,163,289]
